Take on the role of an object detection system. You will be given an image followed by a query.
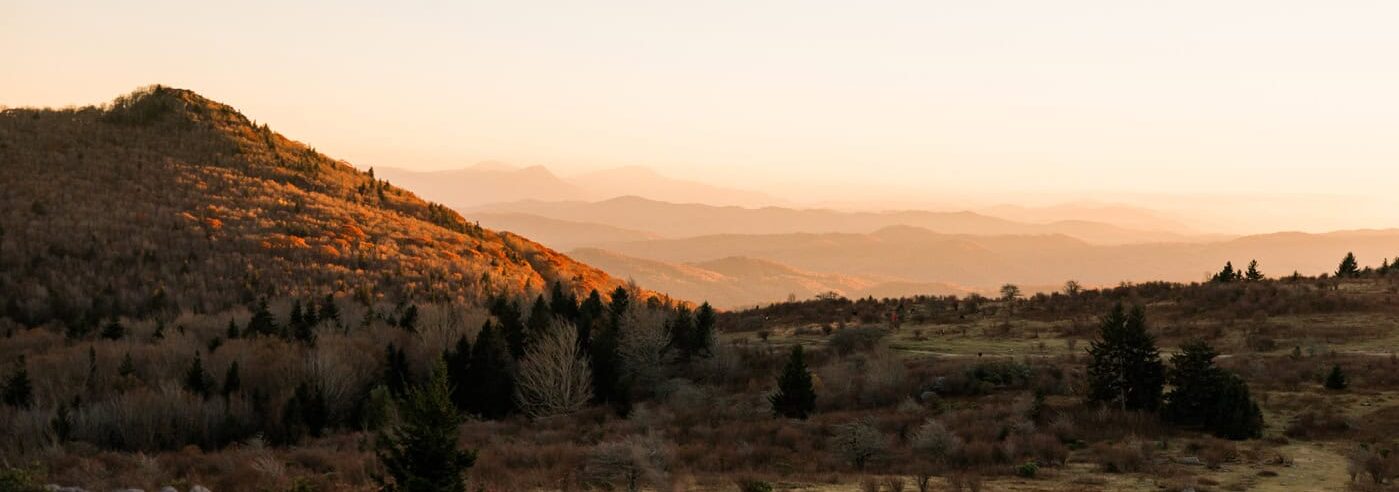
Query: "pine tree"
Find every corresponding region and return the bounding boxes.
[100,320,126,340]
[1337,252,1360,278]
[1211,373,1264,440]
[1086,304,1164,411]
[118,352,136,378]
[549,281,579,325]
[589,314,624,405]
[526,295,553,346]
[290,299,305,333]
[444,334,472,411]
[1325,364,1348,390]
[2,356,34,408]
[770,345,817,419]
[184,352,213,399]
[1211,261,1240,283]
[319,294,341,329]
[576,290,605,351]
[226,319,240,339]
[491,298,527,359]
[399,303,420,333]
[223,361,241,397]
[464,321,517,419]
[386,343,412,398]
[293,311,317,346]
[247,299,278,337]
[667,306,696,360]
[376,359,477,492]
[1244,260,1264,281]
[692,302,716,358]
[608,287,631,324]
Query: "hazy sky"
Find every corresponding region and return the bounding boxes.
[4,1,1399,231]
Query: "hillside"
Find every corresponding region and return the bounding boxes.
[0,86,628,327]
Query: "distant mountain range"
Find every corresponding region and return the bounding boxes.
[471,196,1215,245]
[376,163,783,209]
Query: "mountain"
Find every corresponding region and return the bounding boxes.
[568,165,782,207]
[568,248,972,309]
[374,163,782,209]
[0,86,632,325]
[375,163,589,207]
[979,201,1198,234]
[474,196,1203,245]
[588,225,1399,291]
[471,212,661,251]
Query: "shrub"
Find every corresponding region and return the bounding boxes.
[584,433,674,492]
[735,478,774,492]
[828,326,889,355]
[910,419,962,463]
[831,418,887,469]
[1016,460,1039,478]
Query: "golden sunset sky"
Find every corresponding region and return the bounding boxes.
[4,1,1398,232]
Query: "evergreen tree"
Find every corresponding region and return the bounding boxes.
[297,382,328,438]
[463,321,517,419]
[526,295,553,346]
[293,311,317,346]
[2,356,34,408]
[319,294,341,328]
[549,281,579,325]
[1163,340,1263,439]
[183,352,213,399]
[118,353,135,378]
[1086,304,1164,411]
[376,359,477,492]
[100,320,126,340]
[223,361,241,397]
[1244,260,1264,281]
[770,345,817,419]
[226,318,240,339]
[1325,364,1348,390]
[490,298,526,359]
[1211,261,1240,283]
[444,334,472,411]
[576,290,605,351]
[1337,252,1360,278]
[385,344,412,397]
[692,302,716,358]
[290,300,305,333]
[399,303,420,333]
[1211,373,1264,440]
[667,306,696,360]
[589,314,624,405]
[608,287,631,324]
[247,299,278,337]
[51,400,73,442]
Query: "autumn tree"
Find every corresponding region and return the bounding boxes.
[770,345,816,419]
[1086,304,1164,411]
[376,360,477,491]
[515,320,593,418]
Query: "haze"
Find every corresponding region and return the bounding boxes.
[5,0,1399,232]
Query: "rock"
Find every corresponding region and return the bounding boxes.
[159,487,178,492]
[1178,456,1204,466]
[191,486,212,492]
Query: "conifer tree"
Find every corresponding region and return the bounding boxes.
[692,302,717,359]
[319,294,341,328]
[549,281,579,325]
[118,352,136,378]
[184,352,213,399]
[526,295,553,346]
[376,359,477,492]
[1244,260,1264,281]
[1086,304,1164,411]
[463,321,517,419]
[223,361,241,397]
[399,303,420,333]
[385,343,412,398]
[1325,364,1348,390]
[770,345,816,419]
[1211,373,1264,440]
[589,314,624,405]
[491,298,526,359]
[576,290,605,351]
[444,334,472,411]
[226,319,240,339]
[247,299,278,338]
[100,320,126,340]
[608,287,631,324]
[667,306,696,360]
[2,356,34,408]
[293,312,317,346]
[1164,340,1264,439]
[1211,261,1240,283]
[1337,252,1360,278]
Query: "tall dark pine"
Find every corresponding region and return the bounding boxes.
[667,306,696,360]
[246,299,278,338]
[589,314,625,406]
[376,360,477,492]
[184,352,213,399]
[1210,261,1240,283]
[1211,373,1264,440]
[490,298,526,359]
[385,343,412,397]
[608,287,631,324]
[444,334,472,411]
[1086,304,1164,411]
[770,345,817,419]
[222,361,242,397]
[526,295,553,346]
[576,290,605,351]
[549,281,579,325]
[399,303,420,333]
[1337,252,1360,278]
[463,321,517,419]
[319,294,341,328]
[692,302,716,358]
[1244,260,1264,281]
[1325,364,1348,390]
[1163,340,1264,439]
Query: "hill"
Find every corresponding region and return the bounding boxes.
[0,85,630,327]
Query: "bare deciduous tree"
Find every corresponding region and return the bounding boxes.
[514,320,592,418]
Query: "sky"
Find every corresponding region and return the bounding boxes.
[4,0,1399,232]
